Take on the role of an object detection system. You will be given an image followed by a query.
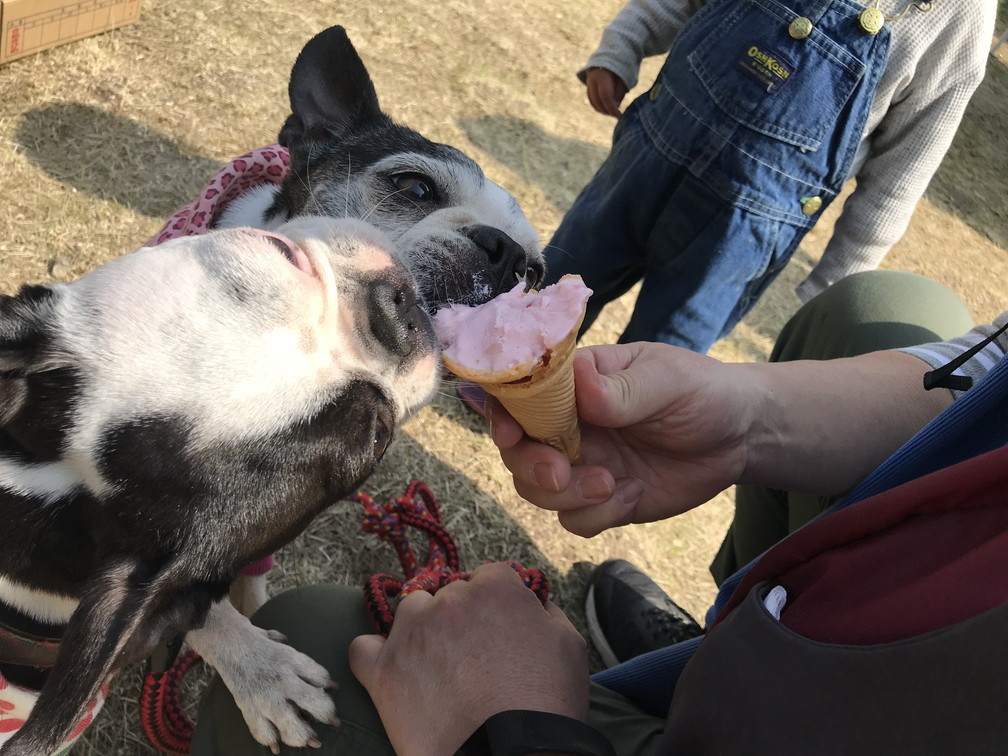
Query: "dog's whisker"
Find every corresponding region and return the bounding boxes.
[346,153,352,219]
[541,241,575,261]
[303,151,326,218]
[292,168,316,213]
[360,187,422,223]
[434,388,463,402]
[444,263,469,307]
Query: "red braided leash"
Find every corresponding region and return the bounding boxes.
[356,480,550,636]
[138,480,545,752]
[139,648,201,755]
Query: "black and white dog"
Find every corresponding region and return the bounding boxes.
[218,24,544,311]
[202,24,543,620]
[0,218,440,755]
[0,25,543,756]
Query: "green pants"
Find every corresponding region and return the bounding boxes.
[190,585,666,755]
[191,270,974,753]
[709,270,974,585]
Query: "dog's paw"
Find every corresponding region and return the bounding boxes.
[186,601,339,752]
[224,626,339,751]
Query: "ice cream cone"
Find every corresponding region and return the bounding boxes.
[443,311,584,460]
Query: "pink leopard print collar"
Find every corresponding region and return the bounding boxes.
[146,144,290,245]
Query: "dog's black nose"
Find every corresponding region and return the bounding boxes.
[462,225,541,292]
[368,279,424,359]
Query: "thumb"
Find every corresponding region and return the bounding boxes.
[348,633,385,688]
[574,353,613,423]
[574,345,667,428]
[574,349,639,427]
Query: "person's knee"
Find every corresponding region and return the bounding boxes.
[820,271,966,318]
[774,271,974,361]
[250,584,363,631]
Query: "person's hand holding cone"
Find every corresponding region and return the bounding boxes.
[435,275,592,460]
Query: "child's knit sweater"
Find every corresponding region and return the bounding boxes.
[579,0,995,301]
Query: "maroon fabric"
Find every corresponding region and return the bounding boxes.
[780,504,1008,643]
[711,445,1008,643]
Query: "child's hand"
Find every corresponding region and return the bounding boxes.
[585,67,628,118]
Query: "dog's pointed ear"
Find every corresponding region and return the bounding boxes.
[0,284,65,377]
[2,556,210,756]
[278,25,383,147]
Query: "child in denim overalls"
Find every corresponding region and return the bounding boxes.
[546,0,993,353]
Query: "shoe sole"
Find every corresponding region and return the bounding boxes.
[584,582,621,669]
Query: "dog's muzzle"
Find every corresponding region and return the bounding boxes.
[461,225,545,293]
[368,279,430,359]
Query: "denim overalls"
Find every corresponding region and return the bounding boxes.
[546,0,891,352]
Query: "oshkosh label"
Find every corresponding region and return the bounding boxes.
[736,43,794,94]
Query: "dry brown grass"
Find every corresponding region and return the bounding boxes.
[1,1,1005,753]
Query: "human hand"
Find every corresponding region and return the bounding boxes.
[489,343,754,537]
[348,563,589,756]
[585,67,628,118]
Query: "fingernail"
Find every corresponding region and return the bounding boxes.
[308,738,322,749]
[575,472,613,501]
[529,461,560,491]
[329,715,342,727]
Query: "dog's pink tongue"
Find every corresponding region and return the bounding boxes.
[434,275,592,372]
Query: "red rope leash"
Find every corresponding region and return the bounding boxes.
[139,648,201,755]
[139,479,546,752]
[356,480,550,636]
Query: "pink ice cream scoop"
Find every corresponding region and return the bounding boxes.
[435,275,593,374]
[434,274,593,460]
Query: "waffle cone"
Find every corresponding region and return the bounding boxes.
[444,313,583,460]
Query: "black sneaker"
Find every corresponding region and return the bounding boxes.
[585,559,704,668]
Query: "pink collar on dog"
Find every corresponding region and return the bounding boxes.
[146,145,291,245]
[0,672,109,750]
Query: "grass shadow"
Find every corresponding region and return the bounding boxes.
[457,114,609,214]
[15,103,221,219]
[925,57,1008,250]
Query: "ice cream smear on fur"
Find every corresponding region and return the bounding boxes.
[434,274,592,460]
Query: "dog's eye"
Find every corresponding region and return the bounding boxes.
[263,234,298,264]
[391,173,436,203]
[373,417,391,458]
